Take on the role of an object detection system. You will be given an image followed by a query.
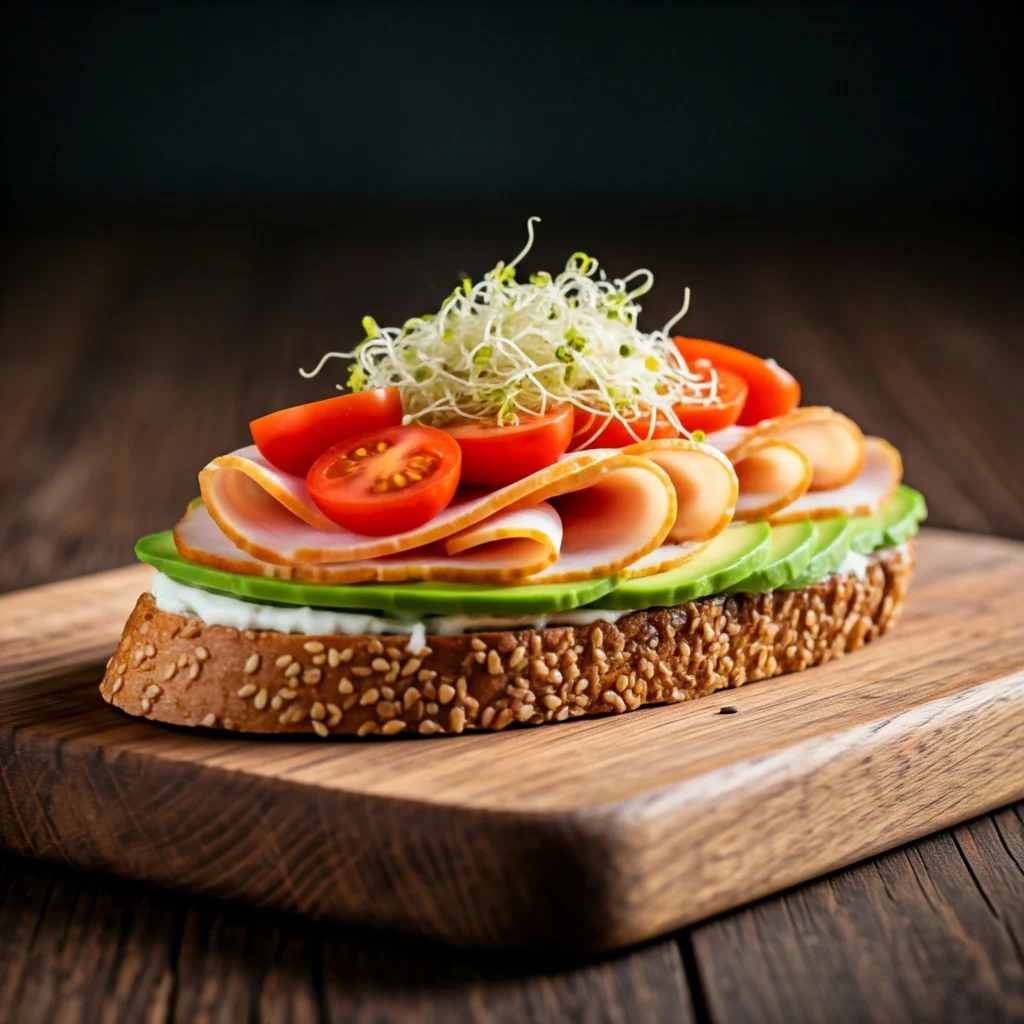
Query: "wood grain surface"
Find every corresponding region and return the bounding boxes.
[691,806,1024,1024]
[1,528,1022,954]
[1,223,1022,1020]
[0,854,696,1024]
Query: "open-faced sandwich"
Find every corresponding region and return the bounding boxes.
[102,219,927,738]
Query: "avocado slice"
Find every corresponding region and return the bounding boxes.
[849,484,928,555]
[781,516,857,589]
[880,484,928,546]
[847,511,885,555]
[724,520,818,594]
[136,531,618,615]
[591,522,771,611]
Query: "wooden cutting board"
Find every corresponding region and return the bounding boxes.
[1,528,1022,953]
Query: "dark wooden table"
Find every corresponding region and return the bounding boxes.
[1,218,1022,1023]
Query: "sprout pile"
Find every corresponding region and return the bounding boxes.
[301,217,719,447]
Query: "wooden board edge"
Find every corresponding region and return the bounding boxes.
[1,668,1021,953]
[0,718,633,951]
[583,669,1024,949]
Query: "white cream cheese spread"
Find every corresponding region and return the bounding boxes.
[833,549,869,580]
[150,572,626,638]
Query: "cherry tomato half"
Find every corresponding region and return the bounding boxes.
[570,407,678,449]
[444,405,574,487]
[306,425,461,536]
[674,366,749,434]
[250,388,403,476]
[673,338,800,426]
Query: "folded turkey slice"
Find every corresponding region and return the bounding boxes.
[767,437,902,522]
[175,500,566,583]
[708,407,867,521]
[612,439,739,579]
[175,439,740,585]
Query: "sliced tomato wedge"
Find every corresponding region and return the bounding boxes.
[673,338,800,426]
[570,407,679,449]
[444,405,574,487]
[674,366,748,434]
[250,388,403,476]
[306,425,461,536]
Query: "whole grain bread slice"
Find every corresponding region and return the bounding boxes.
[100,544,914,738]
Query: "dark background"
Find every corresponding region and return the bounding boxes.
[2,2,1020,218]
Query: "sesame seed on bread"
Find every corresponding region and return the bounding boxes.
[100,544,915,737]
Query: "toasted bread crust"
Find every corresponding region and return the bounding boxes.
[100,544,915,737]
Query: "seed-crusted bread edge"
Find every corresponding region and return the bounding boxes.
[100,543,915,738]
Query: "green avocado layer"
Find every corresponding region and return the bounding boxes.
[849,484,929,554]
[590,522,771,611]
[139,485,926,615]
[779,516,857,590]
[723,519,818,594]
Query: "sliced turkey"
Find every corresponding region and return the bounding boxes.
[708,407,871,521]
[175,500,565,583]
[768,437,902,522]
[175,439,740,585]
